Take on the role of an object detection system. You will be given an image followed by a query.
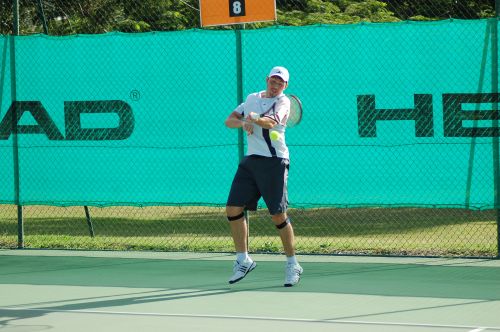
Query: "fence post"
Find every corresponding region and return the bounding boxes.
[11,0,23,249]
[235,26,250,249]
[494,0,500,258]
[235,28,244,162]
[35,0,48,34]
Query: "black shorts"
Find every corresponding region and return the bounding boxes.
[226,155,289,215]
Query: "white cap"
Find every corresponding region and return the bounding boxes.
[268,66,289,82]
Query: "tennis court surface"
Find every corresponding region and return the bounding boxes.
[1,250,499,332]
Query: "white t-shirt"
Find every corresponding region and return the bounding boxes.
[234,91,290,159]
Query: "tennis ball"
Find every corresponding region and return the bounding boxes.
[270,130,280,141]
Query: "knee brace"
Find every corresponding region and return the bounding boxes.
[276,217,291,229]
[227,212,244,221]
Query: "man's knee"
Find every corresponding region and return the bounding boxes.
[226,206,245,221]
[272,213,290,229]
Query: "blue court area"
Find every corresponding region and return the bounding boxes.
[1,250,499,331]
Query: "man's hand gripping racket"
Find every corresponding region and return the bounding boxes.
[243,94,303,134]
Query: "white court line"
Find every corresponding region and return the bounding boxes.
[1,307,499,331]
[2,249,499,267]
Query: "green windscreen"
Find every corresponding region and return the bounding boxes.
[0,19,497,209]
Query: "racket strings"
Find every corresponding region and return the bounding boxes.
[286,96,303,128]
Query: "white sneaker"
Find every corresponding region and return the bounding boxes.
[284,263,303,287]
[228,259,256,284]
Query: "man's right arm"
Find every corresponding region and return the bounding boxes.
[225,111,244,128]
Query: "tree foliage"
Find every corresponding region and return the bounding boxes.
[384,0,495,20]
[0,0,495,35]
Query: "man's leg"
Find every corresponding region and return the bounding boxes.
[226,205,256,284]
[272,212,296,256]
[272,212,303,287]
[226,206,247,252]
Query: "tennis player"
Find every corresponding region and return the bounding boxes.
[224,66,303,287]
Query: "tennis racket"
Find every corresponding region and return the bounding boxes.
[285,94,303,128]
[247,94,303,128]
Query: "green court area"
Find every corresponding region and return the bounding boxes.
[1,250,499,331]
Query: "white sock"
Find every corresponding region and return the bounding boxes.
[236,252,249,262]
[286,255,298,265]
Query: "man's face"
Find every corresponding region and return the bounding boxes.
[266,76,287,97]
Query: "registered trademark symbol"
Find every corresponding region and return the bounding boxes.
[130,90,141,101]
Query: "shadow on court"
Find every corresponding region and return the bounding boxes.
[1,254,500,300]
[1,253,500,331]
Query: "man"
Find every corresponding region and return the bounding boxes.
[224,66,303,287]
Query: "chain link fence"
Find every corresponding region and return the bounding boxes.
[0,0,499,257]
